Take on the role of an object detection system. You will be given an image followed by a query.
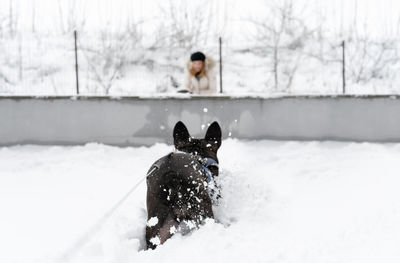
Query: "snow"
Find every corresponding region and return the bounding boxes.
[5,0,400,38]
[2,1,400,96]
[1,140,400,263]
[147,217,158,228]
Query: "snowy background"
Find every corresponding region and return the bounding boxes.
[2,1,400,262]
[1,0,400,95]
[1,139,400,263]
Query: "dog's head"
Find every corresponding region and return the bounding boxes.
[173,121,222,163]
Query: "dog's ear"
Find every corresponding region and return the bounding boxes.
[205,121,222,150]
[173,121,191,148]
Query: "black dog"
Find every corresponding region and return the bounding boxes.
[145,121,222,249]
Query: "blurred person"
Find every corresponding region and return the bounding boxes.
[180,51,217,94]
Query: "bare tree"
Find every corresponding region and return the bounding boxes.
[250,0,314,92]
[346,35,400,85]
[8,0,19,37]
[0,37,16,87]
[304,4,400,93]
[80,27,142,95]
[57,0,86,34]
[154,0,213,51]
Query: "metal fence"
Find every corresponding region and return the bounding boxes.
[1,31,400,96]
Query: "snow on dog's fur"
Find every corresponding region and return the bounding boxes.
[145,121,222,249]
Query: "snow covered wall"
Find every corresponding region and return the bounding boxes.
[1,95,400,145]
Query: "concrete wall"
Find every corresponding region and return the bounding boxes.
[1,95,400,146]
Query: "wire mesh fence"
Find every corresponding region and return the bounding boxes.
[0,34,76,95]
[1,31,400,96]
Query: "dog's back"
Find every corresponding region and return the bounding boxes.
[146,152,213,249]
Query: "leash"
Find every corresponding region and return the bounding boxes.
[59,175,147,263]
[59,152,219,262]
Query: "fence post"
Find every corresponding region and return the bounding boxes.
[219,37,223,93]
[74,30,80,95]
[341,40,346,94]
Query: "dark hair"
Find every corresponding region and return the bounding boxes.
[190,52,206,62]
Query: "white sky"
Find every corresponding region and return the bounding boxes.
[2,0,400,39]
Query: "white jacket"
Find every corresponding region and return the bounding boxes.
[183,56,217,94]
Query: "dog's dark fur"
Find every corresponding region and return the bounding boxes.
[145,121,222,249]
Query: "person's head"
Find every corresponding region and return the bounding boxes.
[192,61,204,73]
[190,52,206,76]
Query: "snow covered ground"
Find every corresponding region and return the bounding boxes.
[1,139,400,263]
